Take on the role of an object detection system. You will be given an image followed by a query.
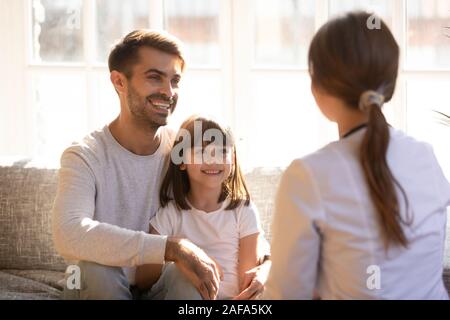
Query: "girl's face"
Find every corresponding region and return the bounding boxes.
[181,145,233,190]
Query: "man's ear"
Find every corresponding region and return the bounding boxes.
[110,71,127,95]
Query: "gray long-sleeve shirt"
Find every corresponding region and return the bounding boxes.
[52,125,174,284]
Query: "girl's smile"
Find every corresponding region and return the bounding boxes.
[201,169,224,176]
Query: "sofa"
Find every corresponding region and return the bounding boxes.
[0,161,449,299]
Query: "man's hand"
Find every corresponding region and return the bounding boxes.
[233,260,272,300]
[165,237,223,300]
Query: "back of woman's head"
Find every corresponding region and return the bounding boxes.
[309,11,399,106]
[308,11,410,249]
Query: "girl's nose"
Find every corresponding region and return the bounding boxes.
[203,149,224,165]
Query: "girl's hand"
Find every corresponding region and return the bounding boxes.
[233,260,272,300]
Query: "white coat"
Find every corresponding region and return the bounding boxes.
[263,127,450,300]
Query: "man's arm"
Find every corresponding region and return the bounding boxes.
[53,148,222,299]
[135,228,223,299]
[164,237,223,300]
[135,227,164,290]
[52,149,167,267]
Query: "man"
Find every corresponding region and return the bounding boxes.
[52,29,270,300]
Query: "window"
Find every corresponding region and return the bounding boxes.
[95,0,149,63]
[254,0,315,67]
[1,0,450,176]
[31,0,84,63]
[24,0,226,166]
[405,0,450,178]
[165,0,221,67]
[406,0,450,69]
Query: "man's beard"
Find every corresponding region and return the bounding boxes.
[127,85,176,130]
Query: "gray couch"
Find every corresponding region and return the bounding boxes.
[0,163,282,299]
[0,163,449,299]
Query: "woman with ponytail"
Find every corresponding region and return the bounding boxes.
[263,12,450,300]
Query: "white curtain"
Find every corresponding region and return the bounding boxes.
[0,0,29,157]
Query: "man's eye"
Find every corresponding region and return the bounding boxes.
[171,79,180,86]
[148,75,161,81]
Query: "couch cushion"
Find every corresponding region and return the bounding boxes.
[0,165,66,271]
[245,167,283,241]
[1,269,65,291]
[0,270,61,300]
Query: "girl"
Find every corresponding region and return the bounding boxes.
[135,115,267,300]
[263,12,450,300]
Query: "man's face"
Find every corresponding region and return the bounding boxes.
[125,47,183,128]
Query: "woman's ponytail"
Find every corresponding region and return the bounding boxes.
[359,91,410,249]
[308,12,410,249]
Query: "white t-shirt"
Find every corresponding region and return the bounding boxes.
[150,199,263,299]
[52,125,174,285]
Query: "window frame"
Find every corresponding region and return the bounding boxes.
[18,0,450,168]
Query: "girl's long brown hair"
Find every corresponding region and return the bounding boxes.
[160,115,251,211]
[308,12,410,248]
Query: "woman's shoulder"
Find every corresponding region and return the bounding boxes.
[283,146,335,181]
[389,127,434,154]
[288,127,435,174]
[388,128,447,181]
[279,144,350,200]
[299,138,347,169]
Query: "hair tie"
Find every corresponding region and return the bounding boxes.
[359,90,385,112]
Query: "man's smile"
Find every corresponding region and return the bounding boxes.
[147,97,176,114]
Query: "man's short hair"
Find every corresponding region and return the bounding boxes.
[108,29,185,78]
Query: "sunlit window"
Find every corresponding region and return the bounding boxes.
[1,0,450,176]
[31,0,84,63]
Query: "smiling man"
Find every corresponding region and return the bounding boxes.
[52,30,222,300]
[52,30,269,300]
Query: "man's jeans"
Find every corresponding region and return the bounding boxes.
[62,261,203,300]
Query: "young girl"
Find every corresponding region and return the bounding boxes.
[135,115,265,300]
[263,11,450,300]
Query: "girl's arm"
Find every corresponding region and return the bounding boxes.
[238,233,260,293]
[135,226,164,290]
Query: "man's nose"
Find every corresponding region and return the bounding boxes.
[160,81,175,99]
